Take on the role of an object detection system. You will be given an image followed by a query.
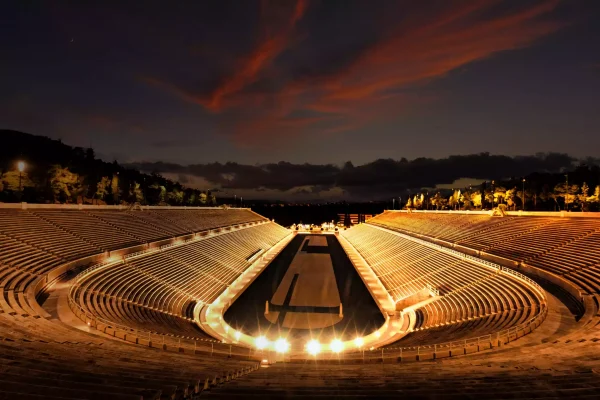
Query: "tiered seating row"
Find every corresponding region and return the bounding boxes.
[148,209,263,233]
[0,208,267,318]
[0,208,274,398]
[74,223,290,331]
[0,208,265,268]
[371,212,600,296]
[0,312,256,399]
[342,224,542,345]
[0,210,99,261]
[209,356,600,399]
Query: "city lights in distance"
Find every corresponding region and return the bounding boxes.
[306,339,321,356]
[255,336,269,350]
[275,338,290,353]
[330,339,344,353]
[354,337,364,348]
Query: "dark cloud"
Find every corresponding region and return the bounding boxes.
[150,139,193,148]
[125,152,576,201]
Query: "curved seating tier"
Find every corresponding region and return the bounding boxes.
[370,212,600,297]
[72,223,290,337]
[0,312,257,399]
[341,224,543,344]
[0,207,272,399]
[0,208,265,316]
[207,360,600,399]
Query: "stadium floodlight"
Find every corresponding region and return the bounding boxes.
[234,331,241,341]
[374,331,381,338]
[274,338,290,353]
[354,337,364,348]
[306,339,321,356]
[255,336,269,350]
[330,339,344,353]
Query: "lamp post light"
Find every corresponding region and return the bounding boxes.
[17,161,26,198]
[522,178,526,211]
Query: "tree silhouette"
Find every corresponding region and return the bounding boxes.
[95,176,110,204]
[49,165,81,203]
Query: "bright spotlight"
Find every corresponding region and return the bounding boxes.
[354,337,364,348]
[17,161,25,173]
[274,338,290,353]
[306,339,321,356]
[234,331,241,341]
[374,331,381,338]
[330,339,344,353]
[255,336,269,350]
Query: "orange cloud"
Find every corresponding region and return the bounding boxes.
[320,1,562,102]
[206,0,308,112]
[303,0,562,134]
[143,0,563,147]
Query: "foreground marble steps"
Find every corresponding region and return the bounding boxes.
[203,362,600,399]
[0,313,256,399]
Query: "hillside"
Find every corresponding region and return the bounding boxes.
[0,130,216,205]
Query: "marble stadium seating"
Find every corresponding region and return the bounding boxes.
[1,206,599,399]
[0,207,270,399]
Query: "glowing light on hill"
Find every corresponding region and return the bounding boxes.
[330,339,344,353]
[354,337,364,348]
[274,338,290,353]
[306,339,321,356]
[255,336,269,350]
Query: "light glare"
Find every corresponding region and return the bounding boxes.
[306,339,321,356]
[354,337,364,348]
[255,336,269,350]
[330,339,344,353]
[275,338,290,353]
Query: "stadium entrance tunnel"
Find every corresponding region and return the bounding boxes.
[223,234,385,347]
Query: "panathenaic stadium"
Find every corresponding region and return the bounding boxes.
[0,204,599,399]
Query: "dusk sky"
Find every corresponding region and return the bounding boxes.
[2,0,599,169]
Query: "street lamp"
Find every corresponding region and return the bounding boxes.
[522,178,526,211]
[17,161,26,197]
